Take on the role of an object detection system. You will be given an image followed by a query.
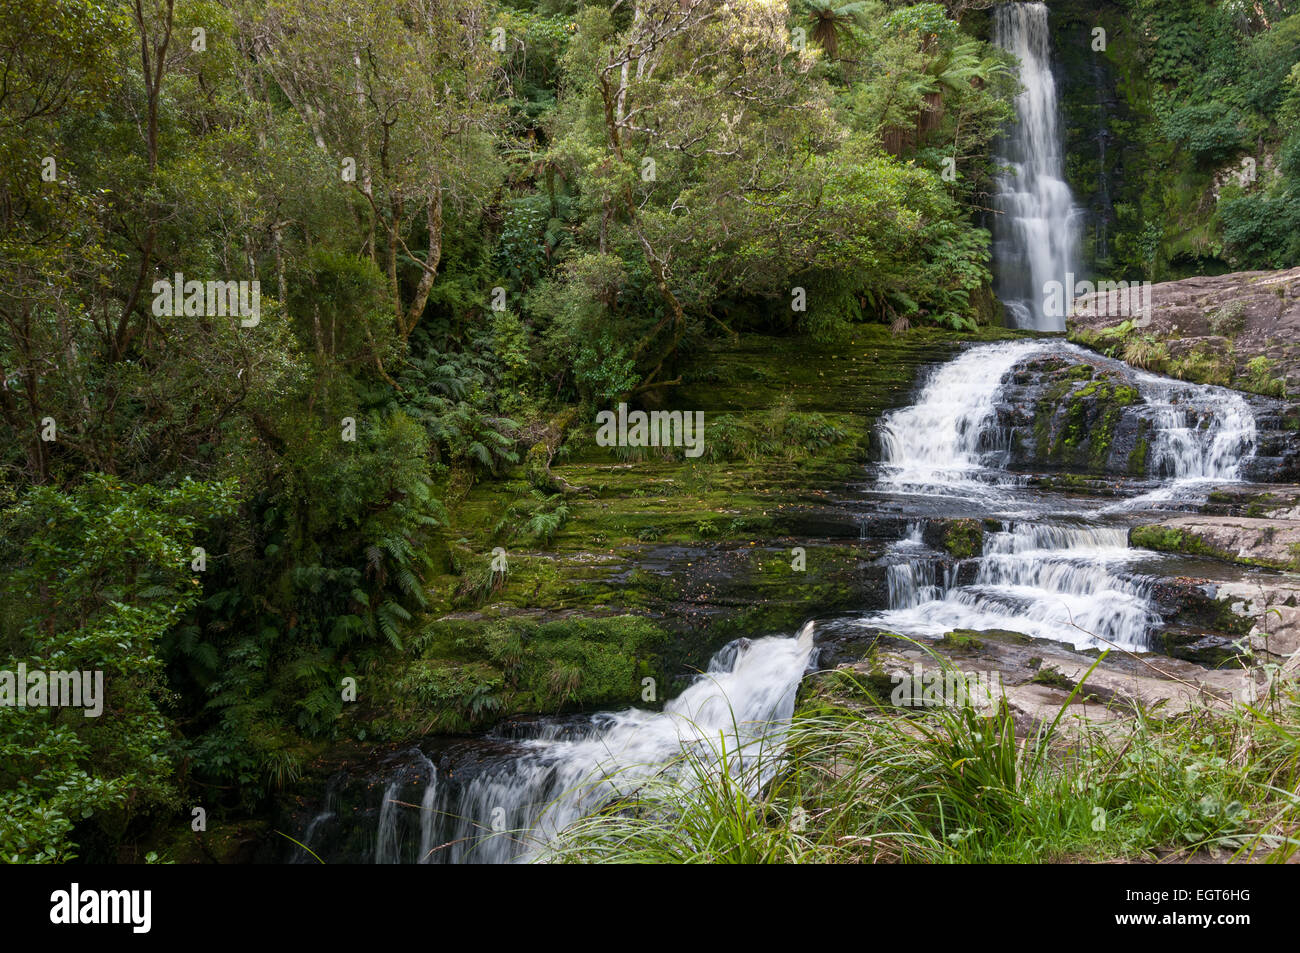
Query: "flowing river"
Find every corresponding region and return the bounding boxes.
[289,337,1262,863]
[287,3,1265,864]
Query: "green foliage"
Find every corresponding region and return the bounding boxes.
[0,476,237,861]
[2,0,1223,864]
[1160,103,1246,164]
[1122,334,1171,371]
[704,399,851,464]
[1219,185,1300,268]
[1090,3,1300,275]
[494,489,572,546]
[548,648,1300,863]
[385,616,671,732]
[1241,355,1288,397]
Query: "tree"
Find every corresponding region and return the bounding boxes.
[791,0,871,60]
[0,476,236,861]
[254,0,504,342]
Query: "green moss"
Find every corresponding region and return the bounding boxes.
[1064,363,1096,381]
[1131,524,1300,571]
[939,630,984,650]
[1038,370,1139,473]
[1128,419,1153,476]
[942,519,984,559]
[1130,525,1195,554]
[1030,667,1074,690]
[1167,344,1235,387]
[974,628,1034,645]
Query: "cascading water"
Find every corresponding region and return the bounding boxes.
[873,521,1159,650]
[991,2,1080,331]
[1100,369,1257,513]
[295,332,1266,861]
[298,624,816,864]
[877,339,1049,493]
[296,337,1267,861]
[867,340,1260,650]
[887,523,945,609]
[1137,376,1257,483]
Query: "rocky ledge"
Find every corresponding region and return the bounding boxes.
[1067,265,1300,399]
[818,627,1251,735]
[991,352,1300,481]
[1129,486,1300,670]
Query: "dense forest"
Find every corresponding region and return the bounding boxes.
[3,0,1300,868]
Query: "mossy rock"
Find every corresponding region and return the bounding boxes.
[1030,667,1075,690]
[939,630,984,650]
[965,628,1034,645]
[923,518,984,559]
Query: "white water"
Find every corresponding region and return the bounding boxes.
[874,522,1158,649]
[992,2,1079,331]
[870,341,1260,650]
[878,339,1049,494]
[357,624,816,864]
[1101,370,1257,511]
[300,340,1264,861]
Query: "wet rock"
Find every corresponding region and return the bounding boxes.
[838,632,1246,733]
[920,518,985,558]
[1131,516,1300,572]
[813,622,891,668]
[1158,628,1248,667]
[1214,579,1300,663]
[996,354,1152,477]
[993,350,1300,482]
[1148,577,1255,637]
[1195,484,1300,519]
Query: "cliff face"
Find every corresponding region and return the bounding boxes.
[1040,1,1297,283]
[1068,266,1300,404]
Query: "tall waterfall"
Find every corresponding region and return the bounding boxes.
[992,2,1079,331]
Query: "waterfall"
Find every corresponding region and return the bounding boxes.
[373,779,403,864]
[298,624,816,864]
[1101,370,1257,512]
[992,2,1079,331]
[875,521,1159,650]
[872,341,1261,650]
[1140,381,1257,482]
[877,339,1049,493]
[879,340,1258,497]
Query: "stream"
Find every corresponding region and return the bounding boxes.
[288,337,1263,863]
[286,4,1265,864]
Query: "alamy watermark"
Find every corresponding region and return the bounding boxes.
[50,883,150,933]
[1043,272,1151,320]
[595,403,705,458]
[151,272,260,327]
[0,664,103,717]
